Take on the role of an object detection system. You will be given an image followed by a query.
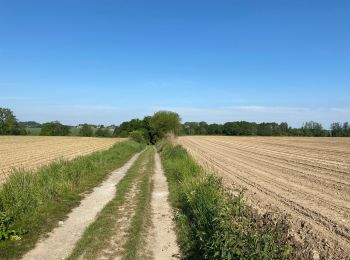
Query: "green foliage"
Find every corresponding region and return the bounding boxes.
[159,142,293,259]
[0,212,25,241]
[79,124,93,137]
[0,141,145,258]
[119,130,129,138]
[129,130,146,143]
[150,111,181,139]
[113,119,146,136]
[301,121,328,137]
[330,122,350,137]
[95,128,111,137]
[40,121,70,136]
[223,121,258,136]
[113,111,181,144]
[0,108,27,135]
[182,120,335,137]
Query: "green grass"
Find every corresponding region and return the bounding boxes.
[68,147,155,260]
[0,140,145,259]
[158,141,294,259]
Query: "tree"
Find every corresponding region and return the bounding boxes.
[343,122,350,137]
[0,108,27,135]
[95,128,111,137]
[79,124,93,137]
[280,122,289,135]
[148,111,181,143]
[223,122,240,135]
[183,122,200,135]
[207,124,223,135]
[40,121,70,136]
[150,111,181,138]
[331,122,343,137]
[302,121,327,137]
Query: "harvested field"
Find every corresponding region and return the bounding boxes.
[0,136,121,182]
[178,136,350,259]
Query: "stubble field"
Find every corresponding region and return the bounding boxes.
[178,136,350,258]
[0,136,121,183]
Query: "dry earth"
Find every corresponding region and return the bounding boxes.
[146,151,180,259]
[0,136,121,183]
[178,136,350,259]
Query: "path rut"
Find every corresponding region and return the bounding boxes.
[22,152,142,260]
[146,151,180,259]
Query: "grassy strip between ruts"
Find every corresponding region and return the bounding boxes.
[0,140,145,259]
[68,147,154,260]
[158,140,294,260]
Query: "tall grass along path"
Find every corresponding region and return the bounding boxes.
[22,151,143,260]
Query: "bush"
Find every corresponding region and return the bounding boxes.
[79,124,93,137]
[129,130,146,143]
[119,130,129,138]
[40,121,70,136]
[95,128,111,137]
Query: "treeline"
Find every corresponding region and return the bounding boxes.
[0,108,114,137]
[0,108,182,143]
[181,120,350,137]
[2,107,350,138]
[37,122,113,137]
[330,122,350,137]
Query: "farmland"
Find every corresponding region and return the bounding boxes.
[0,136,121,182]
[178,136,350,258]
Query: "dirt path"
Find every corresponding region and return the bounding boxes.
[22,152,142,260]
[146,151,180,259]
[178,136,350,259]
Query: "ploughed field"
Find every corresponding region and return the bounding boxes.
[0,136,121,183]
[178,136,350,258]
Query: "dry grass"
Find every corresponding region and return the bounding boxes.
[0,136,122,183]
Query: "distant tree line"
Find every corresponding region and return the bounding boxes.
[1,107,349,138]
[181,120,350,137]
[78,123,112,137]
[330,122,350,137]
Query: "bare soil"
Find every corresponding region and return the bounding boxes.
[146,152,180,259]
[98,182,140,259]
[22,152,141,260]
[178,136,350,259]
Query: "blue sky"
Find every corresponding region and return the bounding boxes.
[0,0,349,127]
